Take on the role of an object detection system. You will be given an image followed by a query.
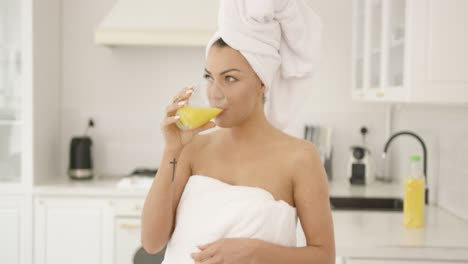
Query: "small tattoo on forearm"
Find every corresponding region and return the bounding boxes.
[170,158,177,182]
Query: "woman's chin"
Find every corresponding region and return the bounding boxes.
[214,117,229,128]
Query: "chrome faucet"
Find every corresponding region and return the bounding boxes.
[383,131,428,204]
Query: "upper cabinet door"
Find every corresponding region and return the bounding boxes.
[352,0,365,94]
[384,0,406,89]
[353,0,408,102]
[0,0,22,120]
[352,0,468,104]
[0,0,24,184]
[427,0,468,82]
[368,0,383,91]
[409,0,468,104]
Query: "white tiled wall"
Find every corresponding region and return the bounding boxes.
[390,105,468,220]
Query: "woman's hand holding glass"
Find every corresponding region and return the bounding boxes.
[161,81,221,152]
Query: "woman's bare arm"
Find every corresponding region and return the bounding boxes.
[141,143,193,254]
[252,142,335,263]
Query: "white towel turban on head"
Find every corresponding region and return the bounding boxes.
[205,0,323,131]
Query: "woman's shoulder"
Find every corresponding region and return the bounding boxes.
[277,131,317,152]
[274,132,322,170]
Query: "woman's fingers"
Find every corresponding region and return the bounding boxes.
[161,115,181,127]
[166,100,188,117]
[167,86,193,117]
[171,86,193,104]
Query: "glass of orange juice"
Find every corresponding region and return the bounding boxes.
[175,78,222,131]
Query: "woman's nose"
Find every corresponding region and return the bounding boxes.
[208,83,226,105]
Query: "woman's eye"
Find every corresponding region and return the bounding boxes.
[203,74,213,81]
[226,76,237,82]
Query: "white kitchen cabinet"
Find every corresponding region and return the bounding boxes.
[351,0,468,104]
[0,195,32,264]
[34,197,114,264]
[0,0,61,190]
[345,259,465,264]
[0,0,27,185]
[115,217,142,264]
[0,0,22,122]
[1,2,60,263]
[114,217,166,264]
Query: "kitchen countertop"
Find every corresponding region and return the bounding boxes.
[34,175,150,197]
[297,205,468,261]
[328,177,403,198]
[34,175,404,198]
[34,175,468,261]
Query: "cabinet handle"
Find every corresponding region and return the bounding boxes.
[119,223,141,229]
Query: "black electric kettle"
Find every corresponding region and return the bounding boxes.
[68,119,94,180]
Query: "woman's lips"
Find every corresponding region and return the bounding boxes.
[217,109,226,117]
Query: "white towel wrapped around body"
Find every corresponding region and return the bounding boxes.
[161,175,297,263]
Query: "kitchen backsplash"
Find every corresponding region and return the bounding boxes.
[390,105,468,220]
[59,0,468,220]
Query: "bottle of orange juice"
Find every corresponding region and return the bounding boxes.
[403,155,425,228]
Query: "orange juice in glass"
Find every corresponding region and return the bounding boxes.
[175,80,222,131]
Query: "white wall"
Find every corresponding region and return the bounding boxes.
[60,0,468,219]
[60,0,389,179]
[33,0,62,185]
[61,0,207,176]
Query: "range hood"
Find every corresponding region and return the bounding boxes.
[94,0,219,47]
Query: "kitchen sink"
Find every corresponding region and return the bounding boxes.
[329,197,403,211]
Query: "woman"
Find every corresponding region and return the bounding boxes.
[142,1,335,263]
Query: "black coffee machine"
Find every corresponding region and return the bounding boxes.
[68,119,94,180]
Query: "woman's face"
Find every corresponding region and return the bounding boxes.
[204,45,264,128]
